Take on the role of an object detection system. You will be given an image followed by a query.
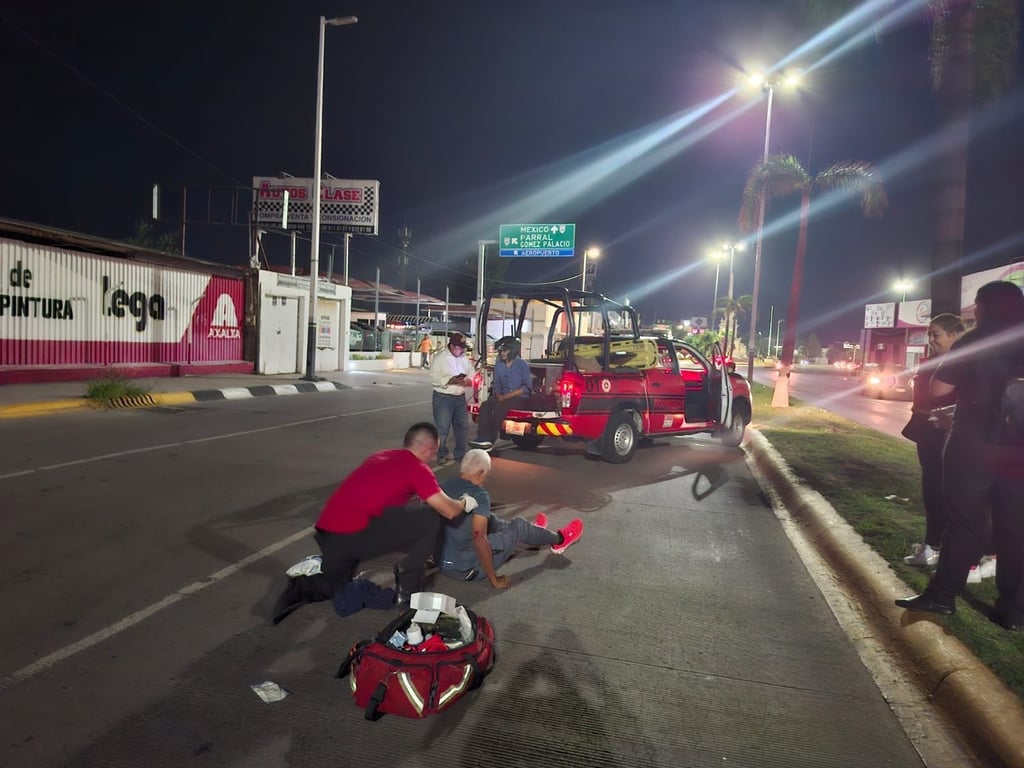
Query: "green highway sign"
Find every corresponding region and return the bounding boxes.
[499,224,576,257]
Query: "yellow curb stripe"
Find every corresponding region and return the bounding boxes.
[0,400,94,419]
[0,390,200,419]
[150,392,199,406]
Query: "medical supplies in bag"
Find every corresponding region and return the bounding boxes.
[335,593,495,720]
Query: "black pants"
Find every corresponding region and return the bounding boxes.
[930,422,1024,621]
[476,394,528,443]
[314,504,441,592]
[916,429,947,549]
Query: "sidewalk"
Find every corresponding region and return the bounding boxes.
[1,368,1022,765]
[0,367,433,417]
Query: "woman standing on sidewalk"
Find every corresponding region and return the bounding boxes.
[901,313,963,567]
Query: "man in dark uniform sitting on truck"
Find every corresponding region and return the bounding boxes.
[471,336,532,450]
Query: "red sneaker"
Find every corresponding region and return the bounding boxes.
[551,518,583,554]
[534,512,548,529]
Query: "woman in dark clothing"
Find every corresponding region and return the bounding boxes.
[901,313,963,567]
[896,281,1024,630]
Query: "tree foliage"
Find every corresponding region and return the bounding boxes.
[124,220,181,254]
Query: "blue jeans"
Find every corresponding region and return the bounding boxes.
[432,391,468,461]
[440,517,559,580]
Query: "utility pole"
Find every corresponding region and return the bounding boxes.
[398,224,412,292]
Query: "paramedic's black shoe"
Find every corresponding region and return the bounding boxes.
[894,593,955,615]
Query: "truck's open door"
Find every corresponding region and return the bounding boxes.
[711,341,734,429]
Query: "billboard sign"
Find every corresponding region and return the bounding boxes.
[896,299,931,327]
[499,224,576,257]
[864,302,896,329]
[959,260,1024,324]
[254,177,380,235]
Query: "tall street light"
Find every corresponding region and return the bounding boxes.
[305,14,358,381]
[744,69,800,383]
[582,247,600,291]
[711,241,745,353]
[708,249,725,320]
[893,279,913,302]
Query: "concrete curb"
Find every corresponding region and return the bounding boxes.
[0,381,351,419]
[746,428,1024,768]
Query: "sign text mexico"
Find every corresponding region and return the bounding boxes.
[499,224,576,257]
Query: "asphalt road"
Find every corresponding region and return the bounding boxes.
[0,379,958,767]
[752,364,913,438]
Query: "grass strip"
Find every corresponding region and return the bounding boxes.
[84,376,150,406]
[749,381,1024,698]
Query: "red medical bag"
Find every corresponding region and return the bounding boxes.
[335,607,495,720]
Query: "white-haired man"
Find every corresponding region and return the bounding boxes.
[437,449,583,588]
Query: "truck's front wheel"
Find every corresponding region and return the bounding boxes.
[602,411,638,464]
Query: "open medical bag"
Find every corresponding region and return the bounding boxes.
[335,597,495,720]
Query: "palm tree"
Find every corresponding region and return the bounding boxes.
[739,153,887,407]
[803,0,1019,314]
[714,294,753,357]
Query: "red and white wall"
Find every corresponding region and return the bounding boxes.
[1,236,249,380]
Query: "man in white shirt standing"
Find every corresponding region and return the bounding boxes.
[429,332,475,466]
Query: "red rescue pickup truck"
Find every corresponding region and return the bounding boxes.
[468,289,752,463]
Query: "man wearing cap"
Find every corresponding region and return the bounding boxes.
[471,336,531,450]
[429,332,475,465]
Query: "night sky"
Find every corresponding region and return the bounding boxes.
[2,1,1022,343]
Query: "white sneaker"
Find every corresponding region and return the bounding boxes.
[967,565,981,584]
[978,555,997,580]
[903,543,938,567]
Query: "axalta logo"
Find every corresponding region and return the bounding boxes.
[208,293,241,339]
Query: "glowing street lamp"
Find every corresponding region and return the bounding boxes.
[893,279,914,302]
[743,68,802,380]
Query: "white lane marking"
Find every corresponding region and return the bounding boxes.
[0,526,315,692]
[0,401,425,481]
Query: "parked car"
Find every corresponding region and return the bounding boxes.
[349,322,379,352]
[860,364,915,400]
[390,333,417,352]
[348,327,365,351]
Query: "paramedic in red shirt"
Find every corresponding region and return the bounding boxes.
[314,422,477,605]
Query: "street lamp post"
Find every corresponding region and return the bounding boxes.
[582,247,600,292]
[745,70,800,383]
[709,255,722,320]
[711,242,744,354]
[304,14,358,381]
[775,318,785,354]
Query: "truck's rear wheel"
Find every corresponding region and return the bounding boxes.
[602,411,637,464]
[510,434,543,450]
[719,408,747,448]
